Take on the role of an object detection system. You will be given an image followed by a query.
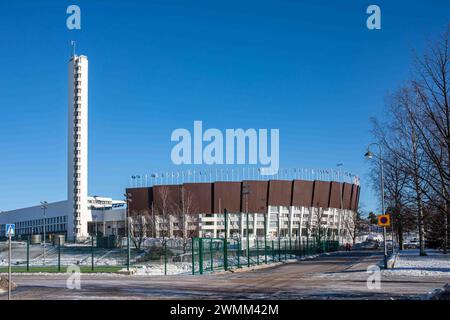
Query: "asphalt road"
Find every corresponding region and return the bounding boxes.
[1,250,448,300]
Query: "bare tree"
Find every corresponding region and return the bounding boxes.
[305,204,328,244]
[342,206,367,245]
[369,27,450,254]
[155,186,173,242]
[129,210,150,251]
[366,131,412,251]
[175,186,198,253]
[411,28,450,253]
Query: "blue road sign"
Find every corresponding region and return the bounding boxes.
[6,224,15,237]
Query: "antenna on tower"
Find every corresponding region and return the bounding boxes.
[71,40,76,57]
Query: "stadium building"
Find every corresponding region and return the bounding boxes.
[125,179,360,243]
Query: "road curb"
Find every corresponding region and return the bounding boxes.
[425,283,450,300]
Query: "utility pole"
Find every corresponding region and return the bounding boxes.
[365,143,388,269]
[124,192,133,271]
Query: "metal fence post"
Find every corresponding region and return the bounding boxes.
[264,214,268,264]
[306,236,309,255]
[224,209,228,271]
[264,235,268,264]
[289,237,292,258]
[191,237,195,275]
[91,236,94,272]
[246,212,250,268]
[278,237,281,262]
[237,238,241,268]
[58,240,61,272]
[210,238,213,272]
[285,240,287,261]
[298,238,301,258]
[198,239,203,275]
[27,236,30,272]
[256,238,259,265]
[272,239,275,262]
[8,233,12,300]
[223,238,227,271]
[164,240,167,275]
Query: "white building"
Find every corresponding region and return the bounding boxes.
[0,49,125,242]
[68,54,89,240]
[197,206,353,242]
[0,197,126,240]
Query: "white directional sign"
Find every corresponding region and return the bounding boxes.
[6,224,15,237]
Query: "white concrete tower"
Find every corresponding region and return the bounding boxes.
[67,53,89,241]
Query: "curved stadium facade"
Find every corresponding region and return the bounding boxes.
[126,179,360,242]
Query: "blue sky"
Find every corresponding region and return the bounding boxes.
[0,0,448,212]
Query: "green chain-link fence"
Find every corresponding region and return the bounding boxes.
[0,236,339,274]
[192,236,340,275]
[0,236,192,274]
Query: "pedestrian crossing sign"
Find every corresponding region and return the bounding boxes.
[377,214,390,227]
[5,224,15,237]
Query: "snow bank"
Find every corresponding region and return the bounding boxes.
[382,249,450,277]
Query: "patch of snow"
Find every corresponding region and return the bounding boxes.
[382,249,450,277]
[132,263,192,275]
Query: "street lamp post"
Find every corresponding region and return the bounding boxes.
[40,201,48,266]
[336,163,344,245]
[124,193,133,271]
[364,143,388,269]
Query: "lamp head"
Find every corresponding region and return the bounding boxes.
[364,150,374,159]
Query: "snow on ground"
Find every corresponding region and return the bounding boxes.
[0,257,121,267]
[315,249,450,282]
[132,263,192,275]
[382,249,450,277]
[131,254,319,276]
